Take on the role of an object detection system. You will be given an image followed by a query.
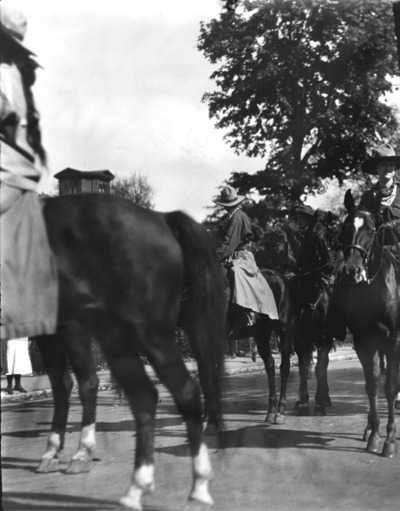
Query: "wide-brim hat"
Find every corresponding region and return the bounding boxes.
[213,185,245,207]
[290,205,314,218]
[0,5,35,55]
[360,143,400,175]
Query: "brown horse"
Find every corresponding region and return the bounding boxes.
[330,189,400,457]
[33,193,226,510]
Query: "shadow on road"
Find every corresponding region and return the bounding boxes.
[2,491,117,511]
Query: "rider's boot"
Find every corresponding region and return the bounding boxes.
[246,310,259,326]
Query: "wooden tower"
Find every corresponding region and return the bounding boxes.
[54,168,115,195]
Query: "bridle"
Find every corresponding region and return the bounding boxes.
[296,226,335,310]
[342,212,387,284]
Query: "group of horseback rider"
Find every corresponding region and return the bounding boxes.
[213,143,400,328]
[1,5,400,342]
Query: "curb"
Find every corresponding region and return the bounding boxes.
[1,354,358,404]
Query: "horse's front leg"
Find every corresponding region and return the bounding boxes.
[64,325,99,473]
[255,329,277,423]
[382,334,400,458]
[275,328,293,425]
[356,337,382,453]
[34,334,73,473]
[314,333,333,416]
[294,337,313,416]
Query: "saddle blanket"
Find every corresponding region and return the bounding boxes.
[0,191,58,340]
[231,252,279,320]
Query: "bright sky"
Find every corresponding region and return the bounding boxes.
[7,0,400,220]
[8,0,265,221]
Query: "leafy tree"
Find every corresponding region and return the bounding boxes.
[110,172,154,209]
[199,0,400,203]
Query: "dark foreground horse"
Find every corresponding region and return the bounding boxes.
[221,268,301,425]
[329,189,400,457]
[291,211,337,416]
[33,194,226,510]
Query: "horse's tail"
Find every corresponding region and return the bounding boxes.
[164,211,226,428]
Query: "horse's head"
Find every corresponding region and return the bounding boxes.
[340,189,377,284]
[297,210,333,274]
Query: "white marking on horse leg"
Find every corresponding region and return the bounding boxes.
[189,442,214,505]
[359,268,367,282]
[354,217,364,232]
[41,431,62,460]
[71,423,96,461]
[120,464,155,511]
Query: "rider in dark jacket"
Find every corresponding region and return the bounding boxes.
[214,185,278,326]
[359,143,400,250]
[285,205,314,276]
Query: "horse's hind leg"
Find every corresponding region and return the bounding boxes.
[95,324,158,511]
[34,334,73,472]
[144,338,214,509]
[64,323,99,473]
[382,334,400,458]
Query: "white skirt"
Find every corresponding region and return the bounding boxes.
[6,338,33,375]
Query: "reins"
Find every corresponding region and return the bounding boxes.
[294,230,337,311]
[343,221,388,285]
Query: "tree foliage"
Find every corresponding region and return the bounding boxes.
[110,172,155,209]
[199,0,400,203]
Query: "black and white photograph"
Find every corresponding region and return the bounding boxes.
[1,1,400,510]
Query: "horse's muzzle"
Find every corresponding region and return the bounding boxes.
[339,262,367,284]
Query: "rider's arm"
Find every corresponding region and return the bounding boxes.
[216,216,243,261]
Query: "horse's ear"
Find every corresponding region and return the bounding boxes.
[325,211,333,224]
[344,189,355,212]
[313,209,325,223]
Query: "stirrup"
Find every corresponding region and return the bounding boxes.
[246,311,259,326]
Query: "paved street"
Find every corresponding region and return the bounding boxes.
[2,357,400,511]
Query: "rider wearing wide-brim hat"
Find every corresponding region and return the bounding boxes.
[213,185,279,326]
[359,143,400,247]
[359,144,400,218]
[289,204,314,225]
[0,5,58,341]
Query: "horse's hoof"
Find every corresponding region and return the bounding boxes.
[65,458,91,474]
[183,499,212,511]
[298,404,310,416]
[382,441,398,458]
[36,458,59,473]
[314,405,326,417]
[366,435,382,454]
[395,400,400,410]
[274,413,286,425]
[362,429,372,442]
[294,400,300,411]
[380,368,386,376]
[204,422,219,436]
[265,412,276,423]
